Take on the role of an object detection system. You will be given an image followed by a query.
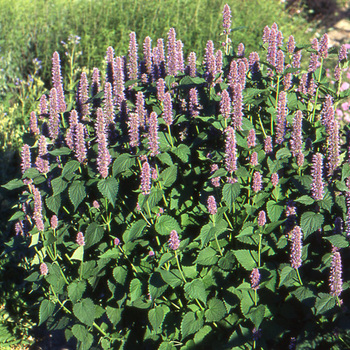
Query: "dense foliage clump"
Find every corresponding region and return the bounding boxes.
[2,3,350,349]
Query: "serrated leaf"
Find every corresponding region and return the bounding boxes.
[181,312,204,340]
[49,147,71,156]
[160,166,177,187]
[148,306,165,331]
[106,306,122,326]
[158,252,173,267]
[2,179,24,190]
[172,144,190,163]
[68,280,86,303]
[68,181,86,211]
[62,160,80,179]
[184,279,207,304]
[323,235,349,249]
[295,195,315,205]
[123,219,147,243]
[315,293,336,315]
[72,324,93,350]
[51,177,68,195]
[279,266,299,287]
[200,221,227,248]
[129,278,142,302]
[112,153,136,175]
[234,250,257,270]
[247,305,265,328]
[222,182,241,211]
[300,211,324,239]
[266,200,283,222]
[194,325,212,344]
[205,298,226,322]
[71,245,84,261]
[160,269,183,288]
[218,251,235,270]
[39,299,55,326]
[73,298,95,327]
[149,272,168,300]
[158,342,176,350]
[291,286,315,303]
[97,177,119,207]
[155,215,181,235]
[85,222,104,249]
[113,265,128,285]
[195,247,218,266]
[45,194,61,215]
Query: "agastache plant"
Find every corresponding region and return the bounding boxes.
[4,4,350,350]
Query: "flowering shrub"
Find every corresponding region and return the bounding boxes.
[3,3,350,349]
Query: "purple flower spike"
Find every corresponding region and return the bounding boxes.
[228,60,238,88]
[148,111,159,156]
[210,164,221,187]
[205,40,216,85]
[334,64,341,81]
[262,26,270,44]
[287,35,295,54]
[136,91,146,129]
[290,226,303,269]
[21,144,31,175]
[40,263,48,276]
[176,40,185,73]
[39,94,48,119]
[225,126,237,174]
[163,92,173,126]
[35,135,50,174]
[319,33,329,58]
[339,44,348,62]
[232,83,243,130]
[311,153,325,201]
[168,230,180,251]
[237,60,246,89]
[329,250,342,297]
[257,210,266,227]
[113,56,126,108]
[222,4,232,34]
[220,90,231,119]
[128,32,139,82]
[156,78,166,102]
[247,129,256,148]
[188,87,201,117]
[76,231,85,246]
[141,159,151,195]
[187,52,197,77]
[237,43,245,57]
[215,50,223,83]
[77,72,90,120]
[276,30,283,47]
[250,152,258,167]
[128,112,140,148]
[250,268,260,290]
[308,53,319,73]
[69,109,78,126]
[264,136,273,154]
[249,52,260,75]
[252,171,263,192]
[327,118,340,177]
[33,186,44,232]
[91,67,101,99]
[153,38,166,79]
[51,51,66,113]
[104,82,115,126]
[75,123,87,163]
[271,173,279,187]
[167,28,178,76]
[50,215,58,230]
[267,28,277,67]
[114,237,120,246]
[30,111,40,136]
[143,36,153,77]
[290,110,303,157]
[49,88,60,142]
[95,108,111,178]
[292,50,302,72]
[275,91,288,145]
[276,50,284,75]
[207,195,217,215]
[105,46,115,85]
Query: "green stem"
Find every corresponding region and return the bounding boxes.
[175,251,187,283]
[296,268,303,286]
[167,124,174,148]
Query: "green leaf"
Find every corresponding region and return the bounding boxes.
[234,250,257,270]
[51,176,68,195]
[200,221,227,248]
[323,235,349,249]
[123,219,147,243]
[85,222,104,249]
[106,306,122,326]
[218,251,235,270]
[181,312,204,340]
[98,248,121,259]
[72,325,93,350]
[68,280,86,303]
[172,144,191,163]
[149,272,168,299]
[194,325,212,344]
[194,247,218,266]
[112,153,136,175]
[68,181,86,211]
[155,215,181,236]
[341,162,350,182]
[300,211,324,239]
[279,266,298,287]
[39,299,55,326]
[157,152,174,166]
[318,188,333,213]
[97,177,119,207]
[205,298,226,322]
[266,200,283,222]
[23,168,40,179]
[62,160,80,179]
[1,179,24,190]
[222,183,241,211]
[45,194,61,215]
[247,305,266,328]
[160,165,177,187]
[184,279,207,304]
[71,246,84,261]
[9,211,25,222]
[160,269,183,288]
[158,342,176,350]
[129,278,142,302]
[158,252,173,268]
[73,298,95,327]
[295,195,315,205]
[49,147,71,156]
[113,265,128,285]
[148,306,165,331]
[315,293,336,315]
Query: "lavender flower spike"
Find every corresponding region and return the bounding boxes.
[187,52,197,77]
[77,72,90,120]
[30,111,40,136]
[257,210,266,227]
[105,46,115,85]
[167,28,177,76]
[140,159,151,195]
[40,263,48,276]
[21,144,31,175]
[275,91,288,145]
[205,40,216,85]
[136,91,146,129]
[143,36,153,76]
[95,108,111,178]
[128,112,140,148]
[327,118,340,177]
[33,186,44,232]
[207,195,217,215]
[220,90,231,119]
[290,226,303,269]
[76,231,85,246]
[128,32,138,82]
[148,111,159,156]
[252,171,263,192]
[113,56,126,108]
[290,110,303,157]
[339,44,348,62]
[35,135,50,174]
[225,126,237,174]
[311,153,325,201]
[250,268,260,290]
[75,123,87,163]
[222,4,232,34]
[163,92,173,126]
[168,230,180,250]
[329,250,342,297]
[188,87,201,117]
[51,51,66,113]
[49,88,61,142]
